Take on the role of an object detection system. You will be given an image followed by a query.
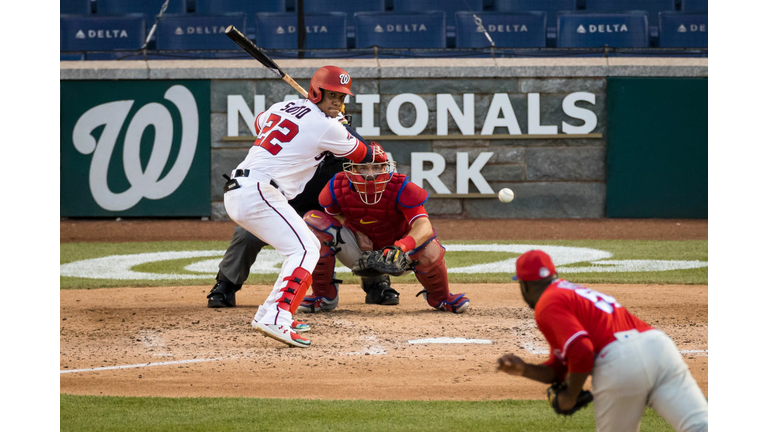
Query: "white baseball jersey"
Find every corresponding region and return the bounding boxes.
[236,99,363,200]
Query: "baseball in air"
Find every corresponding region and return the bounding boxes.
[498,188,515,203]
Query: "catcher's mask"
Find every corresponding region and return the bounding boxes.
[344,143,395,205]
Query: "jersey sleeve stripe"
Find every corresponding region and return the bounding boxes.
[562,330,589,358]
[408,214,428,225]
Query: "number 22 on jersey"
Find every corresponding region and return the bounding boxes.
[255,113,299,155]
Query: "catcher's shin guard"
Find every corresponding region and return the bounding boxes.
[298,254,340,313]
[277,267,313,314]
[413,241,469,313]
[361,275,399,305]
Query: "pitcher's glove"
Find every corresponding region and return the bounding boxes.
[352,246,415,277]
[547,383,593,416]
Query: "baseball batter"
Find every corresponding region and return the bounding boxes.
[497,250,708,431]
[224,66,383,348]
[298,144,470,314]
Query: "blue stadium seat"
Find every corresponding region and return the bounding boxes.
[195,0,284,37]
[194,0,285,14]
[658,12,707,47]
[255,12,347,57]
[355,11,446,49]
[583,0,676,15]
[303,0,385,15]
[61,0,91,14]
[455,12,546,48]
[583,0,674,44]
[557,13,649,48]
[303,0,385,46]
[156,13,246,50]
[95,0,186,17]
[681,0,707,13]
[494,0,577,38]
[61,14,146,51]
[392,0,481,44]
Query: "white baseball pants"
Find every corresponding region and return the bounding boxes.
[224,174,320,328]
[592,329,708,432]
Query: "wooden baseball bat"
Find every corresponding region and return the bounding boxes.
[224,25,308,98]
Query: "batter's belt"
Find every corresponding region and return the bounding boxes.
[224,169,281,194]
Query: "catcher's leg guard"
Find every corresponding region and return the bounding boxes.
[277,267,313,314]
[207,272,242,308]
[361,275,400,305]
[412,240,469,314]
[303,210,341,257]
[298,254,340,313]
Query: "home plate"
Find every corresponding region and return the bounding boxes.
[408,337,492,345]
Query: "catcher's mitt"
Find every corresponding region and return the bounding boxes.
[546,383,593,416]
[351,246,415,277]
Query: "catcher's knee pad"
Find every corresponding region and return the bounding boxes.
[277,267,313,314]
[412,239,445,273]
[303,210,341,257]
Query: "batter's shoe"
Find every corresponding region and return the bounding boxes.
[363,275,400,305]
[292,320,311,333]
[207,279,242,308]
[417,290,470,314]
[252,320,311,348]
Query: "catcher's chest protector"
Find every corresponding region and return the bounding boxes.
[333,173,409,249]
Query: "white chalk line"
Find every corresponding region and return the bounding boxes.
[60,357,227,374]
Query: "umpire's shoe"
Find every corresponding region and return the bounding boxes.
[362,275,400,305]
[207,279,242,308]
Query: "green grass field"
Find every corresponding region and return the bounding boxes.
[60,239,706,430]
[60,395,676,432]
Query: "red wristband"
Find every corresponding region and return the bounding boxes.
[394,236,416,253]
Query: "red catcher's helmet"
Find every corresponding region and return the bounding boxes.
[308,66,354,103]
[343,143,395,205]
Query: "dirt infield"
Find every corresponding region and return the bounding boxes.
[59,219,708,401]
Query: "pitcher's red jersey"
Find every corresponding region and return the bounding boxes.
[535,279,653,365]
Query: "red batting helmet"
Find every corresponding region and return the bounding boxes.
[308,66,354,103]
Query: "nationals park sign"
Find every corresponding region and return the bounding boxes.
[60,81,211,217]
[227,91,598,195]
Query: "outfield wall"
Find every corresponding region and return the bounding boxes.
[60,58,707,220]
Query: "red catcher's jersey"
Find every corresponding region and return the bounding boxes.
[535,279,653,365]
[319,173,428,249]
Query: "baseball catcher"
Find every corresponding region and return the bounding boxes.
[299,143,469,314]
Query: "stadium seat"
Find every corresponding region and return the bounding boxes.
[61,14,145,51]
[658,12,707,47]
[255,12,347,57]
[61,0,92,14]
[392,0,481,45]
[355,11,446,49]
[95,0,186,17]
[583,0,676,15]
[302,0,385,46]
[455,12,546,48]
[156,13,246,50]
[494,0,577,39]
[557,12,649,48]
[195,0,285,37]
[681,0,707,13]
[583,0,674,44]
